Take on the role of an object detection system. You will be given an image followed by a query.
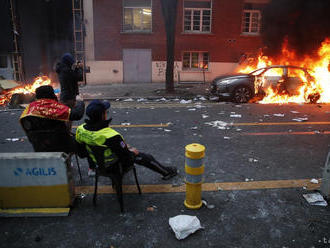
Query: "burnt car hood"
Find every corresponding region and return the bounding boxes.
[213,74,250,82]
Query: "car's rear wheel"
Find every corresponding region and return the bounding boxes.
[232,86,252,103]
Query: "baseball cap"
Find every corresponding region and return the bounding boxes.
[86,100,111,121]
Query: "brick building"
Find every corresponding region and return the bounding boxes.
[84,0,269,84]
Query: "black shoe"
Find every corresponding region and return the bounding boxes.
[162,166,177,180]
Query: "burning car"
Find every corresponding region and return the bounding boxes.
[209,65,318,103]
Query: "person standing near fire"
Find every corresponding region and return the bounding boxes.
[56,53,83,108]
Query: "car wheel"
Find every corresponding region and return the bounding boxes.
[233,86,252,103]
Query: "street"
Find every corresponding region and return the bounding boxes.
[0,101,330,247]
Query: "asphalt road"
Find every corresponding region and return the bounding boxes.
[0,101,330,248]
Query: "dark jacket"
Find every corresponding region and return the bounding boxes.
[77,119,135,169]
[56,61,82,102]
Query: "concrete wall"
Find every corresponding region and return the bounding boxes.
[86,61,123,84]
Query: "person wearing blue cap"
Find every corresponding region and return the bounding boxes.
[76,100,177,179]
[55,53,83,108]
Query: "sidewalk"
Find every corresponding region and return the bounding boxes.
[79,82,211,100]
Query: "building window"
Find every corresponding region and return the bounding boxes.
[182,52,209,70]
[242,10,261,34]
[0,56,8,68]
[184,1,211,33]
[123,0,152,32]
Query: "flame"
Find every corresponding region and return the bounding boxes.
[237,37,330,104]
[0,76,51,105]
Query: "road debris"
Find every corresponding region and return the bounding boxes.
[209,96,219,101]
[303,193,328,207]
[310,179,319,184]
[180,99,192,104]
[169,215,203,240]
[5,138,20,142]
[273,114,285,117]
[248,158,258,163]
[292,117,308,122]
[202,114,209,119]
[205,120,228,130]
[230,114,242,118]
[202,200,215,209]
[147,205,157,211]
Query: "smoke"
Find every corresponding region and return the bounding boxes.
[262,0,330,58]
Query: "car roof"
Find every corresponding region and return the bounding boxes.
[249,65,312,74]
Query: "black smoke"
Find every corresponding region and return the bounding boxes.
[262,0,330,58]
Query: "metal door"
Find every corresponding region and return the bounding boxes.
[123,49,151,83]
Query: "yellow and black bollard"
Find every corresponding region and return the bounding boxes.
[184,143,205,209]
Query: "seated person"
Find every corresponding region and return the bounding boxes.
[20,85,85,153]
[75,100,177,179]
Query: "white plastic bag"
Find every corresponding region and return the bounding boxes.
[169,215,202,240]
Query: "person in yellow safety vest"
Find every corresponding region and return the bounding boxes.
[75,100,177,179]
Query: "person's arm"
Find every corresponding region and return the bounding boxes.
[69,100,85,121]
[105,135,135,166]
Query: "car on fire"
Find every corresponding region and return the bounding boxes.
[209,65,317,103]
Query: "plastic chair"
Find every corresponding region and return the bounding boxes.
[20,116,82,182]
[87,145,142,212]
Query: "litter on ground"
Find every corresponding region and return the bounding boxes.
[310,178,319,184]
[180,99,192,104]
[292,118,308,122]
[230,114,242,118]
[303,193,328,207]
[273,114,285,117]
[169,215,203,240]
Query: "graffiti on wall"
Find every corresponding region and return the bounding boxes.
[155,62,180,80]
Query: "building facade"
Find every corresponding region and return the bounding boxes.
[84,0,268,84]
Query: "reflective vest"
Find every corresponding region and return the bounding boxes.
[76,125,122,168]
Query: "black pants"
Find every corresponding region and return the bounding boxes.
[134,152,169,176]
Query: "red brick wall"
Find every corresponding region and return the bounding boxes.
[93,0,264,63]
